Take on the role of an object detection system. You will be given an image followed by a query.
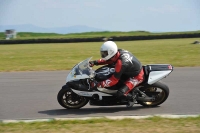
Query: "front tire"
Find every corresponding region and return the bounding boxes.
[137,81,169,107]
[57,85,89,109]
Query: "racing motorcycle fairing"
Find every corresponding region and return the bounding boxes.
[66,57,95,82]
[58,57,173,108]
[70,89,115,100]
[67,79,117,98]
[143,64,173,84]
[66,58,115,99]
[65,57,173,99]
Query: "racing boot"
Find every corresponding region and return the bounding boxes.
[126,92,137,107]
[117,85,137,107]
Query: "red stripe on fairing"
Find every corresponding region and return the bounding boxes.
[115,59,122,73]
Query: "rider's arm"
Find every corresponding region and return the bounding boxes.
[95,59,114,65]
[97,59,126,88]
[90,59,114,66]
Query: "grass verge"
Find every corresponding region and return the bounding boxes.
[0,38,200,72]
[0,116,200,133]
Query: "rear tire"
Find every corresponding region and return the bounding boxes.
[137,81,169,107]
[57,85,89,109]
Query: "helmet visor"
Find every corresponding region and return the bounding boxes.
[100,51,108,58]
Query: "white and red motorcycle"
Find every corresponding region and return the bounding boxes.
[57,57,173,109]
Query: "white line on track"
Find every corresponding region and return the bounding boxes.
[1,114,199,124]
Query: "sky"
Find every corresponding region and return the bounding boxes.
[0,0,200,32]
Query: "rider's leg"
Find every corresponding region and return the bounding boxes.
[124,69,144,95]
[116,84,136,107]
[117,84,133,99]
[117,69,144,106]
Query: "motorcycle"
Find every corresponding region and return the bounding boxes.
[57,57,173,109]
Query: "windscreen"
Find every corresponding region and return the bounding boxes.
[72,57,94,77]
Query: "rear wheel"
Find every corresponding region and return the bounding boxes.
[57,85,89,109]
[137,82,169,107]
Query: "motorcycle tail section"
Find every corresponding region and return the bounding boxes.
[143,64,173,85]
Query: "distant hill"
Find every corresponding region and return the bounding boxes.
[0,24,105,34]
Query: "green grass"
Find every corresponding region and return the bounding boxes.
[0,30,200,40]
[0,117,200,133]
[0,38,200,72]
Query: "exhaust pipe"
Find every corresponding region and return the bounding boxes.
[137,96,155,102]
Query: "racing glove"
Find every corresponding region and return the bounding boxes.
[89,60,98,67]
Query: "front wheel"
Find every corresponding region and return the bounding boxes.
[57,85,89,109]
[137,81,169,107]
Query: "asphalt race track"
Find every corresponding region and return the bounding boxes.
[0,67,200,120]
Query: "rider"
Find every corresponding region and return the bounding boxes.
[89,41,144,106]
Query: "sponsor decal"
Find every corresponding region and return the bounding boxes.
[102,79,112,87]
[127,78,139,86]
[122,53,133,64]
[98,67,114,75]
[110,68,115,73]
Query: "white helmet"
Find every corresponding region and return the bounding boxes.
[100,41,118,60]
